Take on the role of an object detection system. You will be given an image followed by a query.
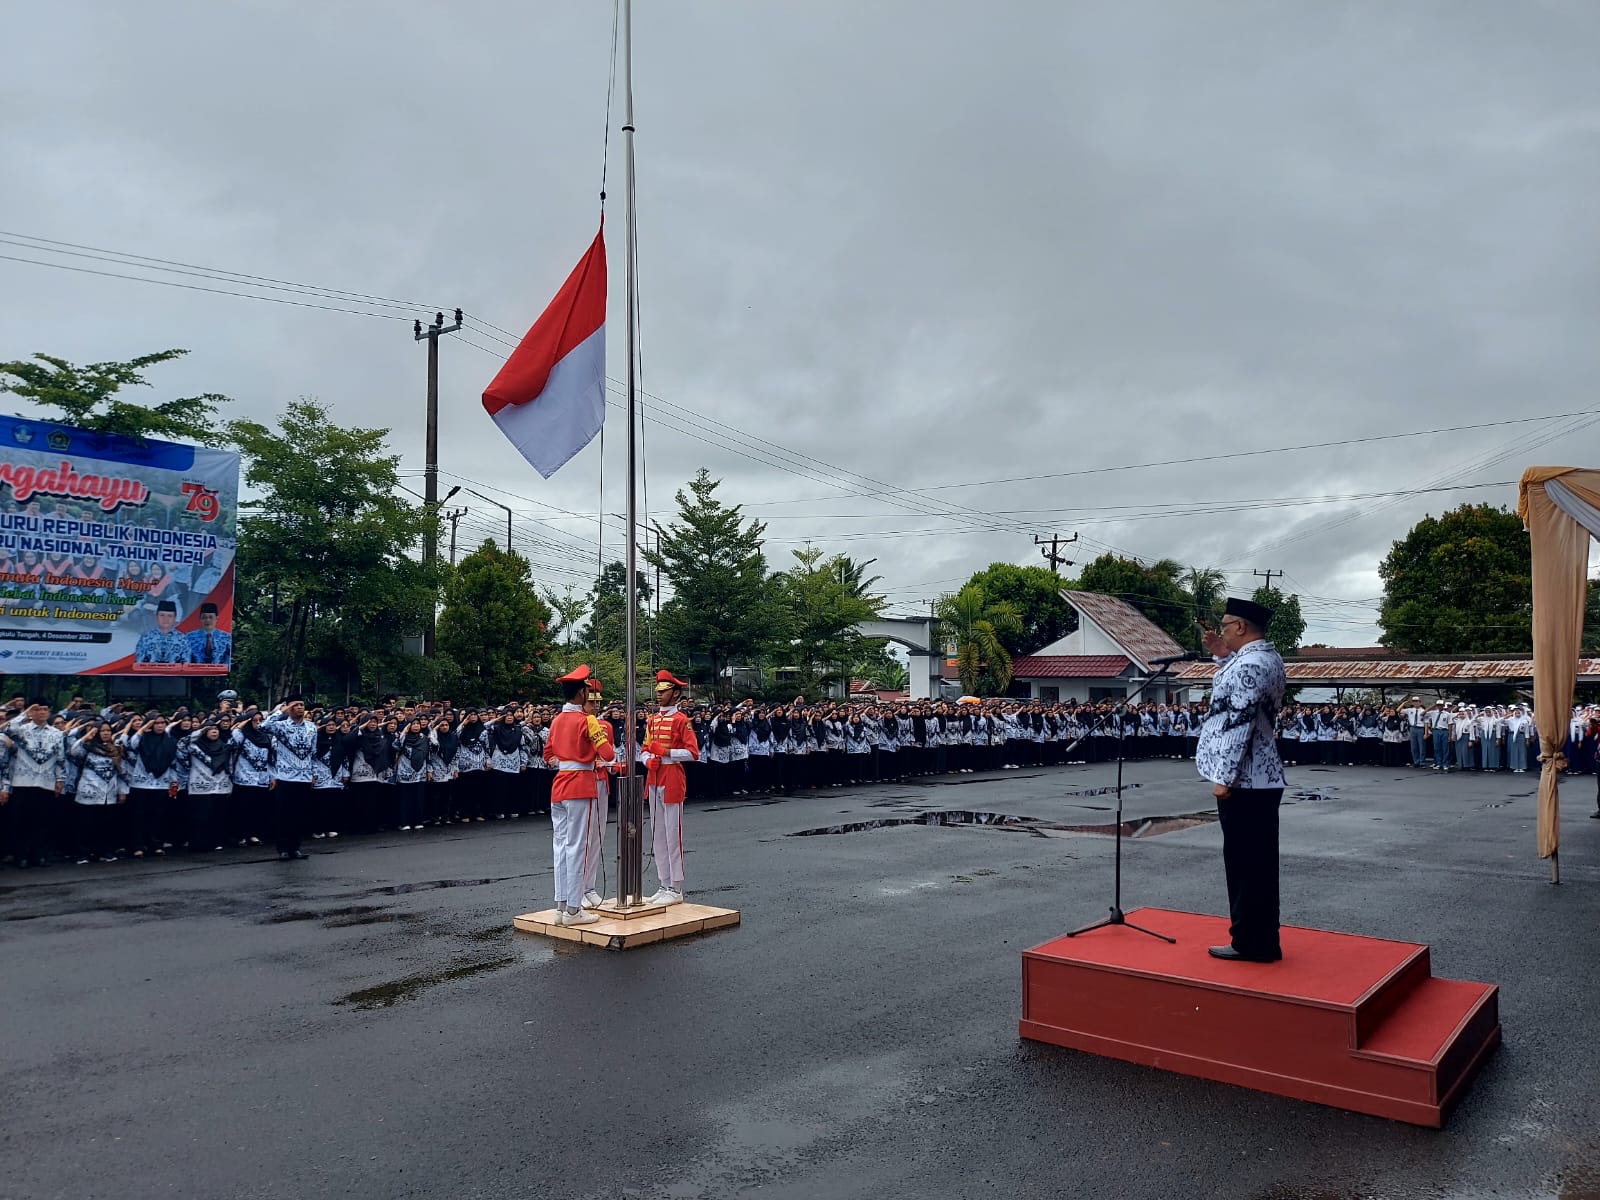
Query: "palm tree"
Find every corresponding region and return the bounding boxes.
[936,583,1023,695]
[874,660,910,692]
[1183,566,1227,627]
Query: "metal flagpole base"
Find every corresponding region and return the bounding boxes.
[616,772,646,909]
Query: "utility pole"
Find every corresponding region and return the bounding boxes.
[1252,568,1284,594]
[1035,532,1078,574]
[445,506,468,565]
[415,307,463,657]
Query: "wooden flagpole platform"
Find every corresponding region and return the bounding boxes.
[513,901,739,951]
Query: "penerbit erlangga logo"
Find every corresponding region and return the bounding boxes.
[0,460,151,513]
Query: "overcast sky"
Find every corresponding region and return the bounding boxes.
[4,0,1598,646]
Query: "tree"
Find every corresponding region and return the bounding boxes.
[1378,504,1531,654]
[872,659,910,692]
[1,349,231,444]
[581,560,652,654]
[1074,553,1196,646]
[229,399,442,701]
[775,545,885,693]
[437,541,552,704]
[543,585,589,648]
[936,582,1022,695]
[1587,578,1600,656]
[959,562,1078,654]
[647,469,781,693]
[1184,566,1228,628]
[1251,584,1306,654]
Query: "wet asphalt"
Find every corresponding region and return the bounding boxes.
[4,759,1600,1200]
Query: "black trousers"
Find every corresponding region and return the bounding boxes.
[8,785,55,864]
[75,801,122,860]
[1217,787,1284,958]
[272,780,311,855]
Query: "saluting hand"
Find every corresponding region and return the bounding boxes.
[1198,624,1228,658]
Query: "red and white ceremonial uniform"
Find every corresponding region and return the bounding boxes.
[544,702,614,910]
[644,702,699,894]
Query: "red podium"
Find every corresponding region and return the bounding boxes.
[1020,909,1500,1127]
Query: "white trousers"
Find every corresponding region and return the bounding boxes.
[583,777,608,895]
[550,798,591,909]
[649,785,684,892]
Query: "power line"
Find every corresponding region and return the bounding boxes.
[0,252,414,321]
[0,229,447,312]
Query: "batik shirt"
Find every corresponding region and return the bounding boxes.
[1195,639,1287,790]
[4,718,66,790]
[263,713,319,783]
[119,732,180,790]
[134,629,191,664]
[184,627,233,665]
[231,730,274,787]
[69,742,126,805]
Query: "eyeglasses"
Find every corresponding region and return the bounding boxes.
[1220,619,1244,632]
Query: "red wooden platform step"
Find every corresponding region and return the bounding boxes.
[1019,908,1500,1127]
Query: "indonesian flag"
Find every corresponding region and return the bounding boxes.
[482,226,607,478]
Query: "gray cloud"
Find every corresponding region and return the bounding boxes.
[3,0,1597,643]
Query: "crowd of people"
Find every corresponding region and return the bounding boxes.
[1,688,1598,871]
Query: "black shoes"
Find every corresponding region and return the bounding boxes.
[278,850,309,861]
[1208,945,1283,963]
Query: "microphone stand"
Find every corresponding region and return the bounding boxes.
[1064,660,1187,943]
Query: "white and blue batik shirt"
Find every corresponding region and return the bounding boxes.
[134,629,191,664]
[263,712,319,783]
[1195,639,1287,791]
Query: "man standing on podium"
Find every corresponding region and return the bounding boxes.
[1197,597,1288,963]
[643,670,699,906]
[543,665,614,927]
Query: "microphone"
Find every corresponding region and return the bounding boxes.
[1148,652,1205,667]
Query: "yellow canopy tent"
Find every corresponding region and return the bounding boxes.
[1517,468,1600,883]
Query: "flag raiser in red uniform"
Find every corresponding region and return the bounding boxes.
[481,225,607,478]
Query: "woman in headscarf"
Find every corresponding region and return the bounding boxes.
[230,709,274,845]
[747,706,773,795]
[727,705,751,795]
[68,722,127,863]
[428,713,459,826]
[311,715,348,837]
[521,708,550,818]
[488,707,526,820]
[453,709,488,822]
[119,712,180,857]
[393,716,429,830]
[168,712,196,847]
[186,720,235,851]
[344,711,394,832]
[770,705,793,795]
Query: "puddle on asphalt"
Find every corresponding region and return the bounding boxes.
[323,910,420,929]
[1055,812,1219,838]
[790,810,1038,836]
[370,878,495,896]
[790,809,1219,839]
[259,904,414,927]
[335,955,518,1009]
[1285,788,1339,804]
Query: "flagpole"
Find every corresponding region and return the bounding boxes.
[618,0,645,908]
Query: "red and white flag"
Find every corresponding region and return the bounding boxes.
[482,226,607,478]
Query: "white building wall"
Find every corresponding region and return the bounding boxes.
[1035,624,1123,658]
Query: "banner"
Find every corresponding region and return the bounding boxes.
[0,417,239,676]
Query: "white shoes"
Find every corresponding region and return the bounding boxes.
[648,888,683,907]
[560,909,599,926]
[581,891,603,910]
